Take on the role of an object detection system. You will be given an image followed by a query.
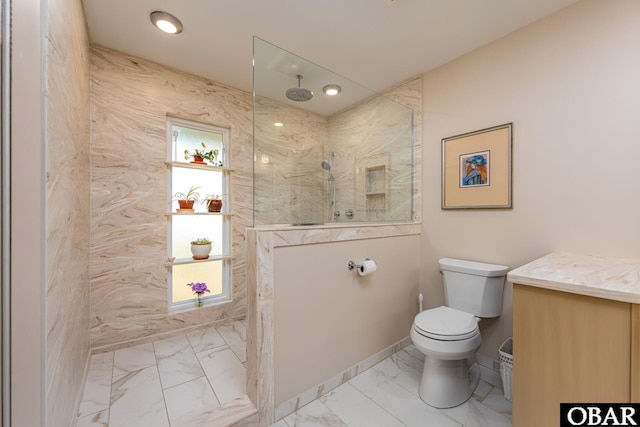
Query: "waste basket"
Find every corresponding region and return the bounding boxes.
[499,337,513,402]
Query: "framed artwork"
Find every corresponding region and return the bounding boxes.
[441,123,512,209]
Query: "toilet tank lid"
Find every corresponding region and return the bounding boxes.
[439,258,509,277]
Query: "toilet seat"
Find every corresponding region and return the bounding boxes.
[413,306,479,341]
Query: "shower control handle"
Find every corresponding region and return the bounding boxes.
[345,209,354,219]
[334,210,341,217]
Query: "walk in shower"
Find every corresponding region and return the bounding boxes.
[253,38,414,226]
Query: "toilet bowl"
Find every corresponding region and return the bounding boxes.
[410,306,482,408]
[410,258,508,409]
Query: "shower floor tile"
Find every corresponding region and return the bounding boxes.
[77,322,512,427]
[76,320,247,427]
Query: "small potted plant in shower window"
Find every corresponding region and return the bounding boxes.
[187,282,210,307]
[171,185,200,212]
[190,237,212,260]
[203,193,224,213]
[184,142,223,166]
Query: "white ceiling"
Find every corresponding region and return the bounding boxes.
[82,0,578,95]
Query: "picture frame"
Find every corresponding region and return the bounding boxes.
[441,123,512,209]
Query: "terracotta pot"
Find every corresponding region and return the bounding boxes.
[207,199,223,213]
[178,200,195,210]
[191,155,206,165]
[190,242,212,260]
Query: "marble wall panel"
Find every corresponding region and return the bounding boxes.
[253,75,422,225]
[328,75,422,223]
[382,75,423,222]
[254,96,329,225]
[45,0,91,424]
[90,47,253,350]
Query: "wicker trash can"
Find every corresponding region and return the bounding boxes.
[499,337,513,402]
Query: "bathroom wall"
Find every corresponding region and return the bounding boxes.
[12,0,91,425]
[421,0,640,360]
[45,0,92,424]
[12,0,46,425]
[254,96,329,225]
[274,233,420,405]
[246,223,421,424]
[254,75,422,225]
[89,47,253,350]
[329,75,421,223]
[381,75,423,222]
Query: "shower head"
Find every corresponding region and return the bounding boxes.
[321,160,331,171]
[286,75,313,102]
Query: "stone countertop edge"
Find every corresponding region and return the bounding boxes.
[507,252,640,304]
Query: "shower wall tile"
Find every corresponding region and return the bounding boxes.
[328,75,422,223]
[254,75,422,225]
[45,0,92,424]
[383,75,423,222]
[254,96,329,225]
[90,46,253,350]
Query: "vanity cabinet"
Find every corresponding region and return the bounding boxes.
[509,253,640,427]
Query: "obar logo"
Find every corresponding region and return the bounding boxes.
[561,404,640,426]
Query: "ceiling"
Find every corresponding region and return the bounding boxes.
[82,0,578,97]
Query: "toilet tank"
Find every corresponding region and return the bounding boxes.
[439,258,509,318]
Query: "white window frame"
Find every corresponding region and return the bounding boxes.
[166,116,232,310]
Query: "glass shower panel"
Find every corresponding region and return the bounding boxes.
[253,37,413,225]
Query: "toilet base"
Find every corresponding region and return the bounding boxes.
[418,355,480,408]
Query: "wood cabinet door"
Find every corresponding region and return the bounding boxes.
[513,284,631,427]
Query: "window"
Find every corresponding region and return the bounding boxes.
[166,117,231,308]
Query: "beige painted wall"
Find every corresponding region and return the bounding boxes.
[89,47,253,350]
[44,0,91,424]
[12,0,91,425]
[12,1,45,425]
[421,0,640,360]
[274,234,420,405]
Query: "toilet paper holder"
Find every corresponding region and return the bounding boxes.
[347,258,371,271]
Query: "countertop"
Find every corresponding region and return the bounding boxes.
[507,252,640,304]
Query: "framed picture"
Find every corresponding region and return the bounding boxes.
[442,123,512,209]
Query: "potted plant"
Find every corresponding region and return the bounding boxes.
[190,237,212,260]
[203,194,224,213]
[187,282,210,307]
[184,142,223,166]
[172,185,200,211]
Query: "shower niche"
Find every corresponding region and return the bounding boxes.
[253,37,414,226]
[363,155,388,222]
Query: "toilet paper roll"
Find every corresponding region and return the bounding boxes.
[358,259,377,276]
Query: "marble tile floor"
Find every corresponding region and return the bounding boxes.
[76,317,511,427]
[271,345,512,427]
[76,319,247,427]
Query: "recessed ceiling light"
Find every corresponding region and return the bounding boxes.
[274,122,284,127]
[150,11,183,34]
[322,84,342,96]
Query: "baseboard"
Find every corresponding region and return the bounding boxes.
[274,336,412,422]
[89,316,246,354]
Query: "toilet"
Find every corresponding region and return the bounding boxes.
[410,258,509,408]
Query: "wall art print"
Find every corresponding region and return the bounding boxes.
[442,123,512,209]
[460,151,490,187]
